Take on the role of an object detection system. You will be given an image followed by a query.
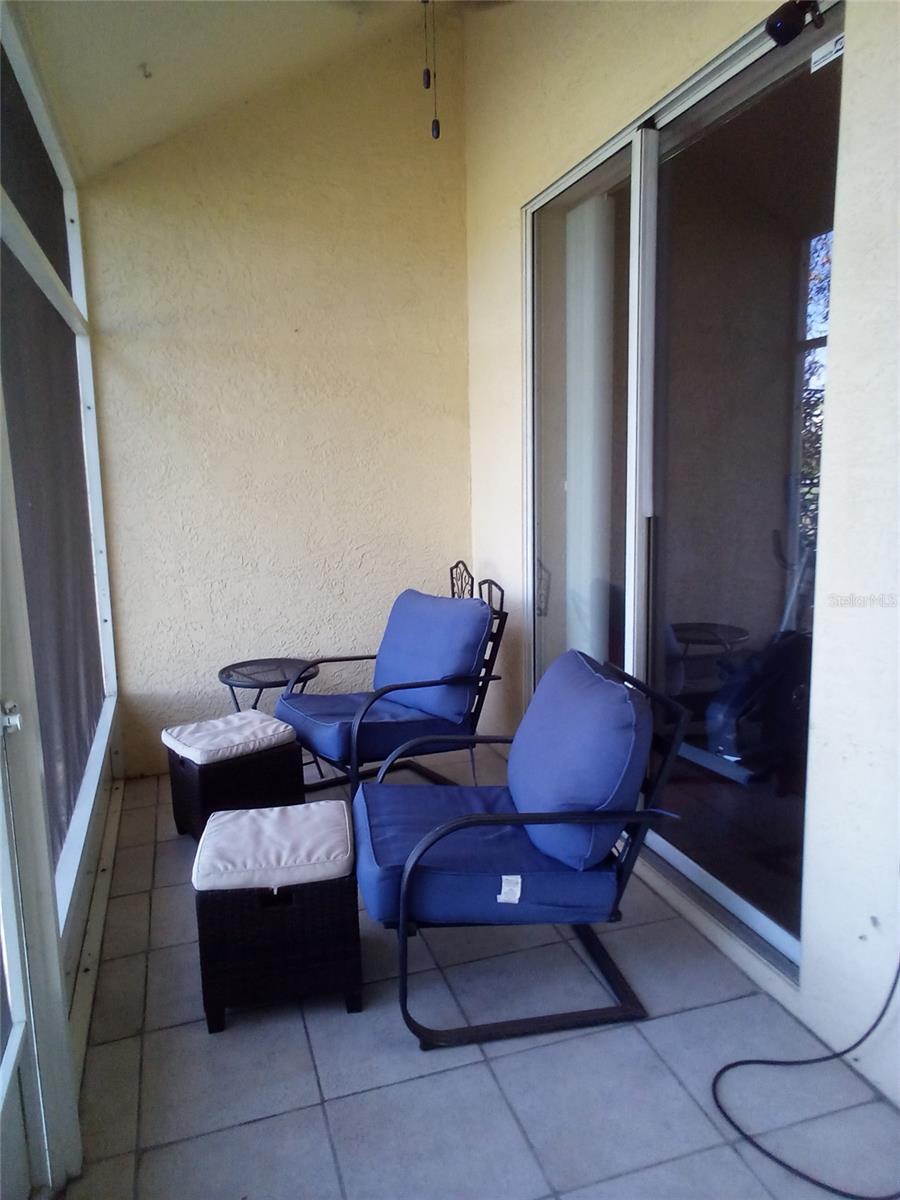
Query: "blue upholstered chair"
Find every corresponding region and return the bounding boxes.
[353,650,686,1049]
[275,588,507,794]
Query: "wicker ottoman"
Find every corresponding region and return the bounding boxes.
[192,800,362,1032]
[162,709,304,840]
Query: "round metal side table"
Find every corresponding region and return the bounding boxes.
[217,657,319,711]
[217,657,324,780]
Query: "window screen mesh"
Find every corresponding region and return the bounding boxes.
[1,55,105,866]
[1,48,70,288]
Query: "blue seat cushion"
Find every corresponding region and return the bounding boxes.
[373,590,492,722]
[353,782,620,926]
[274,691,461,766]
[508,651,653,870]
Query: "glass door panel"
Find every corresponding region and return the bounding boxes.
[533,146,631,677]
[649,47,842,940]
[530,11,845,958]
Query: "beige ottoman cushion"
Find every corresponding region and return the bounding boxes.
[192,800,353,892]
[162,709,296,766]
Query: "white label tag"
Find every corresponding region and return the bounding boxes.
[811,34,844,74]
[497,875,522,904]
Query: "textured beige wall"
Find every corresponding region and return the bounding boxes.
[18,1,415,180]
[83,13,470,775]
[462,0,774,730]
[800,0,899,1103]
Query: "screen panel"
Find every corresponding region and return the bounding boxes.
[1,244,104,865]
[1,47,71,289]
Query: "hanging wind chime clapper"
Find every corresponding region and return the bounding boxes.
[421,0,440,139]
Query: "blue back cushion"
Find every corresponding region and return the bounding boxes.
[507,650,653,870]
[374,590,492,723]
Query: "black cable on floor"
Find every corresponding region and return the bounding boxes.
[712,956,900,1200]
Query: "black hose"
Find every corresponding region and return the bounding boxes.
[712,957,900,1199]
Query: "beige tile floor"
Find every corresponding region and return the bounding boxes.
[65,751,899,1200]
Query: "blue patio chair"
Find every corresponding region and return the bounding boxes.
[353,649,686,1049]
[275,588,507,794]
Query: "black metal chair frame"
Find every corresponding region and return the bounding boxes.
[477,576,504,614]
[370,665,687,1049]
[285,586,508,795]
[449,559,474,599]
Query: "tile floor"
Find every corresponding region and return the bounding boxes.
[65,753,899,1200]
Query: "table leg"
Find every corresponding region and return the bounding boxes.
[228,686,241,712]
[293,680,326,778]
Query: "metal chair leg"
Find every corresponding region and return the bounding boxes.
[303,752,326,780]
[398,921,647,1050]
[304,757,466,796]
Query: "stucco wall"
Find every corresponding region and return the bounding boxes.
[462,0,898,1101]
[800,0,898,1103]
[83,13,470,775]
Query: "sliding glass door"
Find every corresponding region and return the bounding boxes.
[529,7,844,958]
[649,43,841,949]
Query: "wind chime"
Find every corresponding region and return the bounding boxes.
[421,0,440,139]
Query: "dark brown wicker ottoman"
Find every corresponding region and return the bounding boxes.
[191,800,362,1033]
[162,710,304,840]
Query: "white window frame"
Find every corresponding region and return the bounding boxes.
[1,1,120,1190]
[1,2,119,937]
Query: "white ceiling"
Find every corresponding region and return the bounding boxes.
[16,0,420,181]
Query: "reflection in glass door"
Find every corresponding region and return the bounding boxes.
[533,147,631,675]
[649,47,842,947]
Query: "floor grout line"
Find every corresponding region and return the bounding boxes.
[447,988,763,1070]
[733,1094,888,1147]
[98,933,767,1054]
[557,911,681,940]
[84,787,897,1199]
[560,1139,776,1198]
[314,1048,490,1106]
[728,1099,898,1200]
[424,926,607,985]
[300,1007,348,1200]
[131,775,161,1200]
[424,937,558,1200]
[420,930,565,972]
[86,1094,890,1197]
[106,971,538,1110]
[633,1015,730,1146]
[127,1097,324,1157]
[634,995,883,1145]
[628,988,760,1025]
[85,933,894,1190]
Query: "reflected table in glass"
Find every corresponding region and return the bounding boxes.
[671,623,749,656]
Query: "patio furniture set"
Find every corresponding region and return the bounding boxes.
[160,565,686,1049]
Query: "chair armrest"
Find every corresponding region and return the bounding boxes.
[283,654,377,695]
[377,735,513,782]
[397,808,674,929]
[348,675,501,779]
